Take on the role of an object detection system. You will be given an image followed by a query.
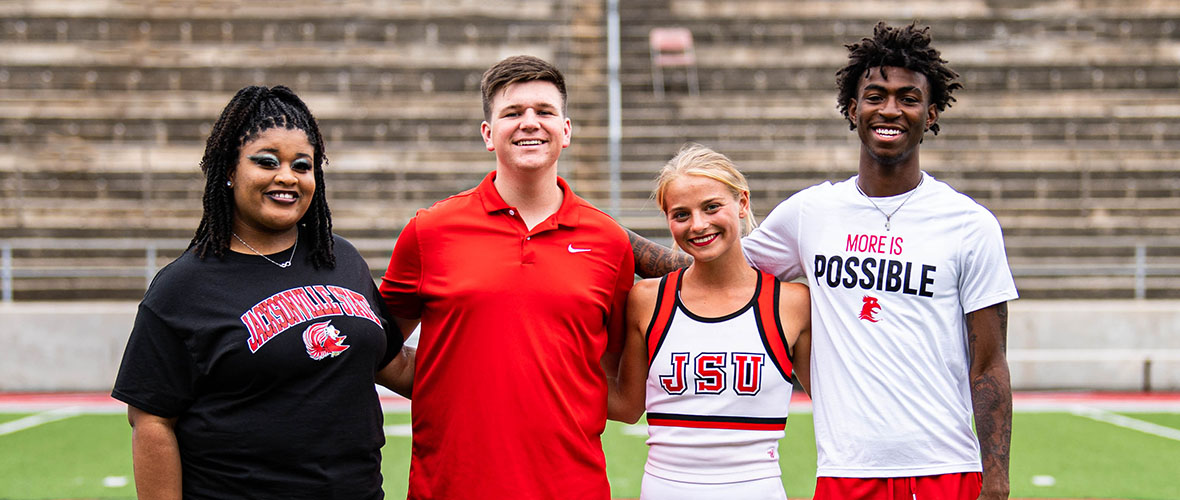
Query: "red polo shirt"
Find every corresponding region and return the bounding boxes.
[380,171,634,500]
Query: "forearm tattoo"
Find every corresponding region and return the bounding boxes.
[968,303,1012,493]
[627,229,691,278]
[972,372,1012,475]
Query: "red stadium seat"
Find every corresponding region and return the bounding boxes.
[649,27,700,98]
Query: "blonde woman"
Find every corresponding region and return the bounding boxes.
[609,144,811,499]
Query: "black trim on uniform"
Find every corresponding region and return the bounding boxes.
[754,274,794,383]
[646,412,787,425]
[674,270,761,323]
[646,270,677,367]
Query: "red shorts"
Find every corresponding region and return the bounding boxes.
[813,472,981,500]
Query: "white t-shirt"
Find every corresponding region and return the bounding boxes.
[743,172,1018,478]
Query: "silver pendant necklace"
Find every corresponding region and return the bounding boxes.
[855,176,923,231]
[232,231,298,268]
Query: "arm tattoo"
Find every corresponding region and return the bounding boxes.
[627,229,691,278]
[968,303,1012,498]
[994,302,1008,351]
[972,372,1012,472]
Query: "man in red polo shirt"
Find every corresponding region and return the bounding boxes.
[379,55,635,499]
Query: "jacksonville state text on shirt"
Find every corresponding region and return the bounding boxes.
[241,285,382,353]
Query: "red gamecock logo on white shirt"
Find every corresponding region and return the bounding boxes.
[302,320,350,360]
[859,295,881,323]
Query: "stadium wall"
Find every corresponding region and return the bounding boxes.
[2,300,1178,392]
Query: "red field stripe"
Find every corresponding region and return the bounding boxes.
[1014,391,1180,403]
[2,390,1178,413]
[0,392,122,409]
[0,391,412,412]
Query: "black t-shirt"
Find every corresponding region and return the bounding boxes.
[113,234,400,500]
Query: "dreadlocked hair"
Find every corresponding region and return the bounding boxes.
[836,21,962,135]
[190,85,336,269]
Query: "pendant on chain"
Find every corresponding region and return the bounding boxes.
[856,177,923,233]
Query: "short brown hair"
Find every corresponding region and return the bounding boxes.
[480,55,567,121]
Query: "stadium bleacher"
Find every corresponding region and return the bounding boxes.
[1,0,1179,300]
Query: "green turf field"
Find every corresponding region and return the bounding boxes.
[1,410,1178,499]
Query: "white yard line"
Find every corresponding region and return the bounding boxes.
[384,424,413,436]
[0,407,83,436]
[621,424,648,436]
[1070,406,1180,442]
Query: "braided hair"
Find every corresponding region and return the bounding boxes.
[190,85,335,269]
[836,22,962,135]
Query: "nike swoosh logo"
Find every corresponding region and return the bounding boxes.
[567,244,592,253]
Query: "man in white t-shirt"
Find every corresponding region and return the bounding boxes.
[628,22,1016,500]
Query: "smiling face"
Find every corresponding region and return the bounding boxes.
[228,126,315,238]
[662,174,749,264]
[848,66,939,170]
[480,79,571,175]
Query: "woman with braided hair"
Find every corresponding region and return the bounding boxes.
[113,85,407,499]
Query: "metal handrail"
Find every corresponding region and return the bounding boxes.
[1012,266,1180,277]
[2,238,1178,302]
[0,237,400,302]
